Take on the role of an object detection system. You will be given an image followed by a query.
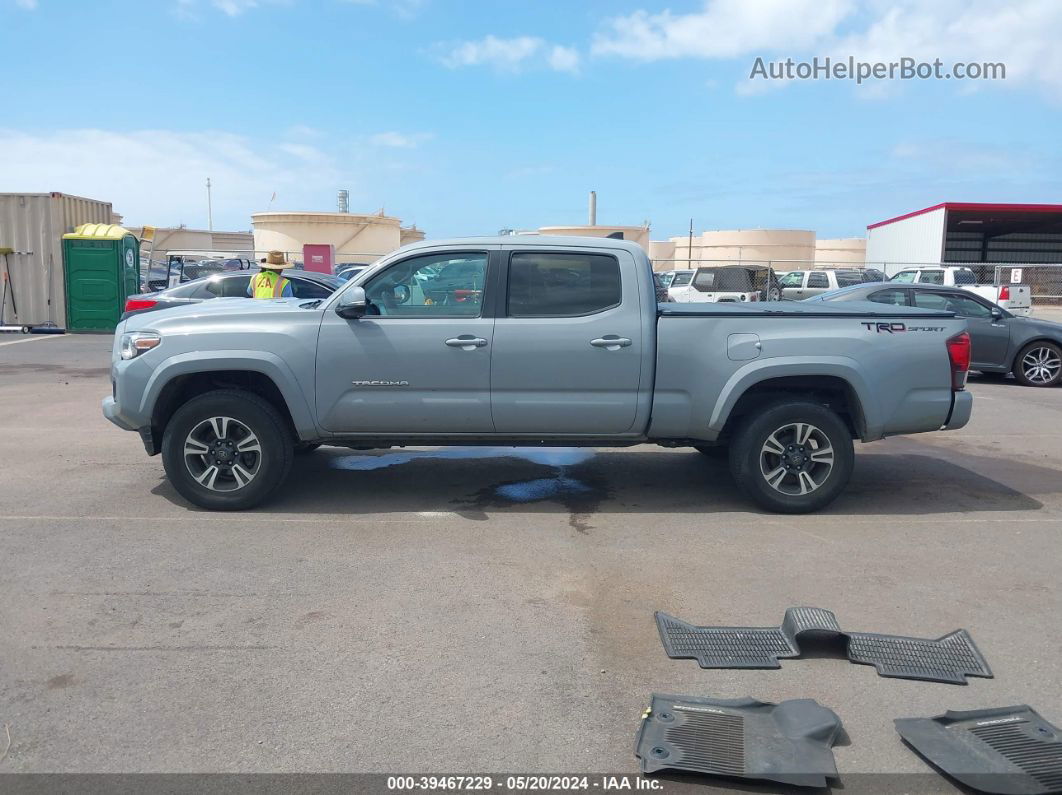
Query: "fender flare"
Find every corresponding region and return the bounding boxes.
[709,356,879,439]
[139,350,319,437]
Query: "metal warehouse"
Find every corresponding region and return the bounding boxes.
[866,202,1062,270]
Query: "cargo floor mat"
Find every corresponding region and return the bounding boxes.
[895,706,1062,794]
[656,607,992,684]
[635,694,842,788]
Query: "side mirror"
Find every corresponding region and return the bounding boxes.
[335,286,368,319]
[990,306,1004,320]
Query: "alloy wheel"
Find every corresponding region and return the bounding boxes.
[759,422,835,496]
[183,416,262,492]
[1021,346,1061,385]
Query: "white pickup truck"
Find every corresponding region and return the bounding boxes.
[889,266,1032,317]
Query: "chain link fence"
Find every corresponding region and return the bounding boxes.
[651,259,1062,306]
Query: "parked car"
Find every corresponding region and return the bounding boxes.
[778,269,866,299]
[336,265,369,282]
[665,269,695,301]
[888,266,1032,317]
[861,268,887,282]
[105,236,973,515]
[652,273,671,303]
[123,270,342,318]
[809,282,1061,387]
[669,265,781,303]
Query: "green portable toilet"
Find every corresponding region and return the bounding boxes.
[62,223,140,332]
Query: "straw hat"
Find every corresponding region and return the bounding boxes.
[263,250,288,269]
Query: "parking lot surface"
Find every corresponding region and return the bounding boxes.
[1,334,1060,786]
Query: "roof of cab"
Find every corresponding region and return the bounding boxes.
[396,235,648,257]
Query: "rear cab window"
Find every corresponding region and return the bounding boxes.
[507,252,621,317]
[952,268,977,285]
[917,270,944,285]
[807,272,829,288]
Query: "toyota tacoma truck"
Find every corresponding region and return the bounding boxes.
[103,237,973,514]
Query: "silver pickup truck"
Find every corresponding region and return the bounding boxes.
[103,237,973,514]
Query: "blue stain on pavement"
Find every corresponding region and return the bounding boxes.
[494,476,593,503]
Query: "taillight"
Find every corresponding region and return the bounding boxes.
[125,298,158,312]
[998,284,1010,301]
[946,331,971,390]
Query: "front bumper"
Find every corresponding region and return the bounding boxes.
[102,395,138,431]
[944,390,973,430]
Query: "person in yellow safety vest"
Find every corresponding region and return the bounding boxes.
[247,251,294,298]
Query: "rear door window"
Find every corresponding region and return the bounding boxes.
[836,272,862,287]
[290,279,334,299]
[507,252,621,317]
[868,288,909,306]
[912,292,951,310]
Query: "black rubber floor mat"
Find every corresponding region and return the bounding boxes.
[896,706,1062,794]
[656,607,992,684]
[635,694,842,788]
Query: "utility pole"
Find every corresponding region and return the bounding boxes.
[206,177,213,231]
[688,218,694,268]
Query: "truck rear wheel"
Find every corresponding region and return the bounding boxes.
[161,389,294,510]
[729,401,854,513]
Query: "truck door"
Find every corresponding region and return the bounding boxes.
[490,248,644,434]
[315,249,497,433]
[778,270,805,299]
[913,291,1011,368]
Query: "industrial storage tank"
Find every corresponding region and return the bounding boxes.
[671,229,815,266]
[538,225,650,250]
[815,238,866,267]
[399,225,426,246]
[251,211,404,262]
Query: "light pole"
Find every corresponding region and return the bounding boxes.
[206,177,213,231]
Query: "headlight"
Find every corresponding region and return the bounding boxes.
[119,332,161,360]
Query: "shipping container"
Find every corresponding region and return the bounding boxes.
[0,192,114,326]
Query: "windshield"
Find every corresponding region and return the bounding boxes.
[890,271,917,283]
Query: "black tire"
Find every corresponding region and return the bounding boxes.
[294,442,322,454]
[1012,341,1062,388]
[161,389,294,510]
[728,400,854,514]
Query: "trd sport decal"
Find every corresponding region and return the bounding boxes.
[861,322,945,333]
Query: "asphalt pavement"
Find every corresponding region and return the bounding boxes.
[1,332,1060,790]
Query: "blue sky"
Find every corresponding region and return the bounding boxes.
[1,0,1060,240]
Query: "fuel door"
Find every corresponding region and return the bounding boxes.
[727,332,762,361]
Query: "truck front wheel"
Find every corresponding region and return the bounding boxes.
[161,389,294,510]
[729,401,854,513]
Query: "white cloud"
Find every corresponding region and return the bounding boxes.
[0,128,347,229]
[367,131,434,148]
[14,0,38,8]
[547,45,580,74]
[440,35,580,73]
[593,0,1062,97]
[593,0,853,60]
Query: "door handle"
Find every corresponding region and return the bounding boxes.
[590,336,632,350]
[445,336,488,350]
